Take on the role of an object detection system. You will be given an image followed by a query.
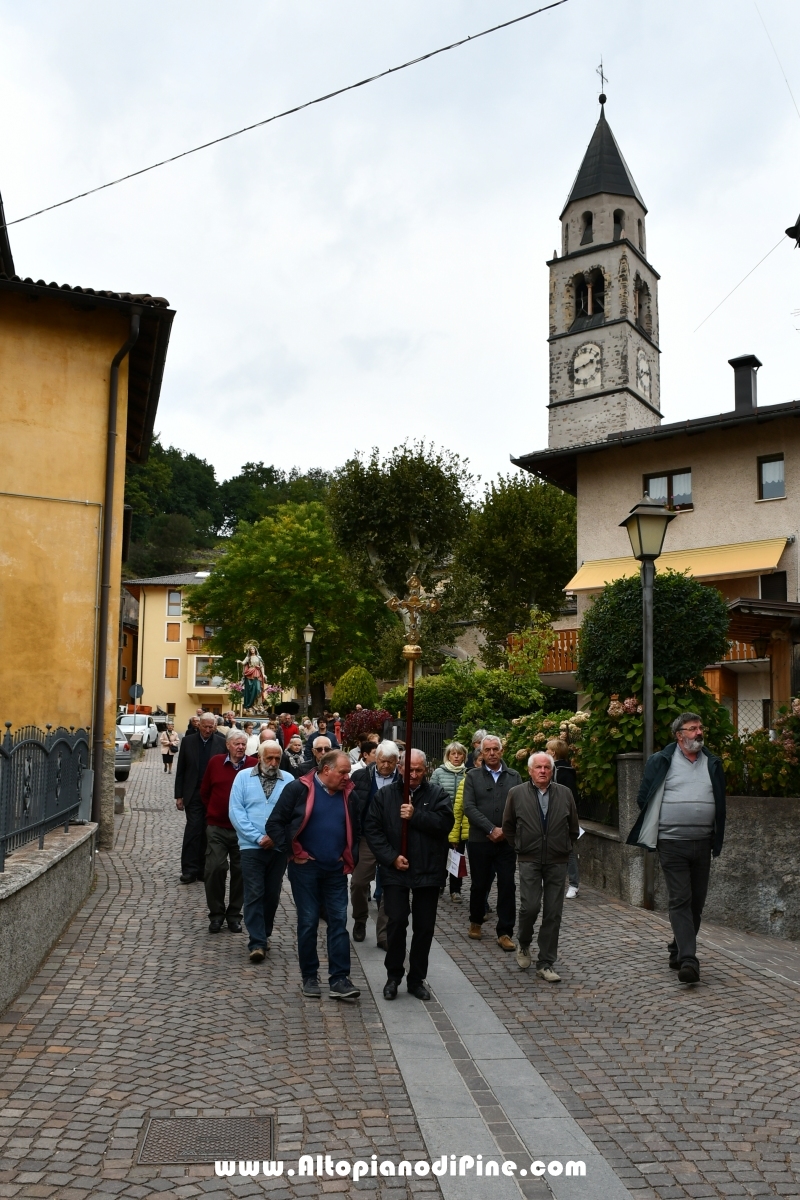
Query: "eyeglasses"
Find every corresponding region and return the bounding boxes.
[679,725,703,734]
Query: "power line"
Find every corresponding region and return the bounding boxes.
[694,236,786,332]
[754,1,800,124]
[2,1,568,232]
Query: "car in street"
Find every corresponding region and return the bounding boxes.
[117,713,159,747]
[115,726,131,781]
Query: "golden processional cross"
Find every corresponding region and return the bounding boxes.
[385,575,441,855]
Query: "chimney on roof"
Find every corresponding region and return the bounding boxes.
[728,354,762,412]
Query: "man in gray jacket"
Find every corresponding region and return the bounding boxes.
[462,735,522,951]
[626,712,726,984]
[503,751,579,982]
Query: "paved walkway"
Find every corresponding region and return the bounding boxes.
[1,752,799,1199]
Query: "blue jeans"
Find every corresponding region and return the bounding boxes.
[240,847,287,951]
[288,860,351,984]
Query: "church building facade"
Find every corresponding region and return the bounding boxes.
[514,100,800,732]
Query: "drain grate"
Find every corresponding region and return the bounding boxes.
[138,1117,274,1164]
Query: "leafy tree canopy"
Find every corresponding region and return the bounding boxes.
[328,441,473,598]
[577,570,731,694]
[454,474,576,665]
[218,463,330,532]
[185,502,388,689]
[125,436,222,544]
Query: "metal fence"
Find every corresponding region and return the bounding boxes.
[0,723,89,871]
[383,720,456,767]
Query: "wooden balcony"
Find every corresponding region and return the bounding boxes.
[186,637,208,653]
[542,629,578,674]
[722,640,758,662]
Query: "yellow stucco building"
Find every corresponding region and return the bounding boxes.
[122,572,231,731]
[0,212,174,845]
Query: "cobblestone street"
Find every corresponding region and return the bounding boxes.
[1,752,799,1199]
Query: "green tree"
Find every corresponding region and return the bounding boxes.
[577,570,731,694]
[218,463,330,532]
[455,474,577,665]
[329,442,473,597]
[330,666,379,714]
[185,503,388,689]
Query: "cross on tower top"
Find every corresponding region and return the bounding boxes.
[596,57,608,103]
[386,574,440,645]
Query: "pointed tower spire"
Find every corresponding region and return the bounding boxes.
[0,191,15,278]
[560,100,646,218]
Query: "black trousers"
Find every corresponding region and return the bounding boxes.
[382,885,440,989]
[467,840,516,937]
[658,838,712,970]
[181,796,207,878]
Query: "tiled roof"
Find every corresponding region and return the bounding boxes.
[0,271,169,307]
[123,571,211,587]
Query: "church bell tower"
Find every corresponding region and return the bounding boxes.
[547,96,661,449]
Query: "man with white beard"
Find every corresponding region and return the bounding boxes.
[626,712,726,985]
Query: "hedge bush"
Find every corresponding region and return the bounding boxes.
[330,665,379,715]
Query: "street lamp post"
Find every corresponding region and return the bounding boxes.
[620,494,675,908]
[303,625,315,717]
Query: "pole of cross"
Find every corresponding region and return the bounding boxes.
[386,575,440,858]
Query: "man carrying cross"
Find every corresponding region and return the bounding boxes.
[364,749,453,1001]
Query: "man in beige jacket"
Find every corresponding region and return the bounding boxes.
[502,751,579,982]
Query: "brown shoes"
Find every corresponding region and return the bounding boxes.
[468,923,482,940]
[497,935,516,952]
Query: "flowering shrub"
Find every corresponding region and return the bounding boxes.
[499,709,588,767]
[722,700,800,795]
[341,708,392,749]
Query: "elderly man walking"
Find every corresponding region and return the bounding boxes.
[365,749,453,1001]
[199,728,257,933]
[350,740,400,946]
[627,712,726,984]
[462,735,522,951]
[267,750,361,1001]
[503,751,579,982]
[174,712,227,884]
[229,740,293,963]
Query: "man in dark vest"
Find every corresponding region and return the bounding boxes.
[174,712,227,883]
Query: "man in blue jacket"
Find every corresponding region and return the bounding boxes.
[627,712,726,984]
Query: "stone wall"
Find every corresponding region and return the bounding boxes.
[576,754,800,940]
[0,824,97,1013]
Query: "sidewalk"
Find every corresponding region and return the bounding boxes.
[0,752,798,1198]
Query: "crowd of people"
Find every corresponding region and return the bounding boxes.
[167,708,726,998]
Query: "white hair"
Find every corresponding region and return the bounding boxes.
[225,726,247,743]
[409,747,427,766]
[481,735,502,751]
[312,736,332,751]
[376,740,400,761]
[200,711,217,722]
[472,728,488,745]
[528,751,555,771]
[258,739,283,760]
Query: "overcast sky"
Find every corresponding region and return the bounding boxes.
[2,0,799,490]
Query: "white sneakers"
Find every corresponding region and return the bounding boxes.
[515,945,531,969]
[536,966,561,983]
[566,885,579,899]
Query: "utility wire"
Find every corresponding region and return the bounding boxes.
[754,1,800,124]
[694,4,798,332]
[694,237,786,332]
[2,1,568,232]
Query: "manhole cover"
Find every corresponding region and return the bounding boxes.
[138,1117,274,1164]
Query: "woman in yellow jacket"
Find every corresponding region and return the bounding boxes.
[447,748,481,902]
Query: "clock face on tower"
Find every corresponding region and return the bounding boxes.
[573,343,602,393]
[636,349,652,400]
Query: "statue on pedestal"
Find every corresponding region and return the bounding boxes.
[237,643,266,712]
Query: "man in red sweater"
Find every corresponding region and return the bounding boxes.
[200,729,257,933]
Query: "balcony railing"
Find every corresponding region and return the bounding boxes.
[542,629,578,674]
[540,630,758,677]
[186,637,208,653]
[0,724,89,871]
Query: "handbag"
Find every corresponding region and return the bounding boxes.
[446,847,468,878]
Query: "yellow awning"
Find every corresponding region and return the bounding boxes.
[566,537,788,592]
